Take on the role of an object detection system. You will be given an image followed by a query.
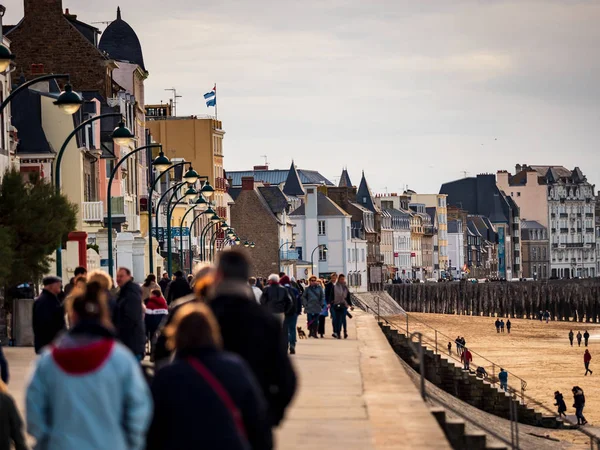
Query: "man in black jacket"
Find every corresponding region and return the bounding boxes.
[260,274,294,321]
[114,267,146,359]
[165,270,192,305]
[210,249,297,427]
[32,276,65,354]
[158,272,170,294]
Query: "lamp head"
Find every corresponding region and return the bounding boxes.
[220,221,229,230]
[243,241,250,248]
[152,151,171,172]
[111,121,135,147]
[250,242,256,248]
[210,214,221,224]
[183,167,200,185]
[0,44,15,73]
[54,84,83,115]
[201,180,215,198]
[184,186,198,201]
[204,206,215,216]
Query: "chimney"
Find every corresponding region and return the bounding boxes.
[64,8,77,20]
[24,0,63,17]
[241,176,255,191]
[305,186,318,219]
[515,164,522,173]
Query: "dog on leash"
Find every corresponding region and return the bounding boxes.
[297,327,307,339]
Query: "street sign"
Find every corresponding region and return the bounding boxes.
[151,227,190,239]
[100,259,108,267]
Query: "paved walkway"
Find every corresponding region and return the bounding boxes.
[4,311,449,449]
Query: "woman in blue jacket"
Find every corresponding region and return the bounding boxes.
[26,282,152,450]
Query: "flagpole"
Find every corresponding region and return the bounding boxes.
[214,82,218,121]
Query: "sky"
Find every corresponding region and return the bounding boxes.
[4,0,600,194]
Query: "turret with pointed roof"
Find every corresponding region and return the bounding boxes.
[356,171,377,213]
[339,168,353,188]
[283,161,305,196]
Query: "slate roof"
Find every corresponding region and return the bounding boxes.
[339,169,353,188]
[426,207,436,224]
[228,187,241,201]
[282,161,304,197]
[228,168,333,187]
[290,193,349,217]
[356,171,377,213]
[98,8,146,71]
[521,220,546,230]
[258,186,290,214]
[529,165,571,179]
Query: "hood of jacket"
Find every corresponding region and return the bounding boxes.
[52,320,116,375]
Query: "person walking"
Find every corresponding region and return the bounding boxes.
[280,276,301,354]
[495,319,500,333]
[332,274,352,339]
[158,272,170,294]
[572,386,588,425]
[302,276,326,340]
[447,341,452,355]
[544,310,550,323]
[165,270,192,305]
[141,274,161,303]
[32,276,65,354]
[26,282,152,450]
[209,249,297,428]
[325,273,338,332]
[87,269,118,319]
[0,378,27,450]
[506,319,512,334]
[584,330,590,347]
[554,391,567,418]
[249,277,263,303]
[145,289,169,356]
[584,350,593,376]
[146,302,272,450]
[577,331,583,347]
[569,330,574,346]
[498,368,508,391]
[260,274,294,323]
[455,336,461,355]
[500,320,505,333]
[114,267,146,360]
[63,266,87,298]
[461,347,472,371]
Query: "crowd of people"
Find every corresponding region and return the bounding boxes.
[568,329,590,347]
[2,248,318,449]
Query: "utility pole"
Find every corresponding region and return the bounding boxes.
[461,170,469,178]
[260,155,268,166]
[165,88,182,117]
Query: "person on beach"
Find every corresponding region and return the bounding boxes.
[447,341,452,355]
[577,331,583,347]
[455,336,461,355]
[569,330,574,346]
[476,366,488,379]
[506,319,511,334]
[500,320,505,333]
[544,310,550,323]
[495,319,500,333]
[461,348,472,371]
[584,350,593,376]
[584,330,590,347]
[554,391,567,418]
[572,386,588,426]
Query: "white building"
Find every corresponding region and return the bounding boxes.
[0,37,17,177]
[291,185,367,291]
[447,220,465,279]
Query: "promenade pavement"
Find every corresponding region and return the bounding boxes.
[4,310,449,449]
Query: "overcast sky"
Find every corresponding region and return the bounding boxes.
[5,0,600,194]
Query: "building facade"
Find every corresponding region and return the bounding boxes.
[521,220,549,279]
[447,220,464,279]
[410,193,449,277]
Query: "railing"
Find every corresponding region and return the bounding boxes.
[353,295,600,450]
[82,201,104,222]
[110,196,126,216]
[280,250,299,261]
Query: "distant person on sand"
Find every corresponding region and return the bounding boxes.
[447,341,452,355]
[461,348,472,371]
[544,310,550,323]
[577,331,583,347]
[584,350,593,376]
[506,319,511,334]
[572,386,588,426]
[554,391,567,418]
[539,310,543,321]
[455,336,461,355]
[498,368,508,391]
[500,320,505,333]
[569,330,574,346]
[460,337,466,354]
[584,330,590,347]
[495,319,500,333]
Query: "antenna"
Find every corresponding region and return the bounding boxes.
[461,170,469,178]
[260,155,268,166]
[165,88,182,117]
[91,21,112,26]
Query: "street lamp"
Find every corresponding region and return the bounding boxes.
[201,180,215,198]
[187,203,213,272]
[183,185,198,201]
[106,144,161,278]
[210,214,221,224]
[152,151,171,172]
[278,241,296,273]
[183,167,200,185]
[53,84,84,115]
[310,244,328,277]
[111,121,136,147]
[0,43,14,73]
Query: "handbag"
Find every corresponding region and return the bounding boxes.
[187,357,247,440]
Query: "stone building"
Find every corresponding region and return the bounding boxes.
[520,220,549,279]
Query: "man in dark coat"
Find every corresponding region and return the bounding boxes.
[210,249,297,427]
[260,274,294,320]
[63,266,87,298]
[0,343,8,383]
[158,272,170,294]
[165,270,192,305]
[32,276,65,354]
[114,267,145,359]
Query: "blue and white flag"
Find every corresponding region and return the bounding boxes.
[204,84,216,107]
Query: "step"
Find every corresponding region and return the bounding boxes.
[485,443,508,450]
[430,407,447,429]
[464,432,487,450]
[444,419,466,449]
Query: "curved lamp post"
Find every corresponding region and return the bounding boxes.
[106,144,161,278]
[165,184,197,276]
[310,244,328,278]
[54,113,132,276]
[199,217,221,261]
[178,198,208,274]
[278,241,295,273]
[186,200,213,272]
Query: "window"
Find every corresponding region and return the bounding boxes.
[318,220,326,235]
[362,249,365,262]
[348,249,351,261]
[319,247,327,261]
[517,192,521,197]
[106,159,115,177]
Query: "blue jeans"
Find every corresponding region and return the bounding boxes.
[284,314,298,349]
[332,306,347,336]
[576,406,586,423]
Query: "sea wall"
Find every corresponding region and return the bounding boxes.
[385,280,600,322]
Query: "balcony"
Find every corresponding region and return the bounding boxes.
[280,250,299,261]
[560,213,568,218]
[215,177,228,191]
[82,202,104,223]
[560,228,568,233]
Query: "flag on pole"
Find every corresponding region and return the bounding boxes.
[204,84,216,107]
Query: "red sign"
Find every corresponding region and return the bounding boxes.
[394,252,399,257]
[411,252,416,257]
